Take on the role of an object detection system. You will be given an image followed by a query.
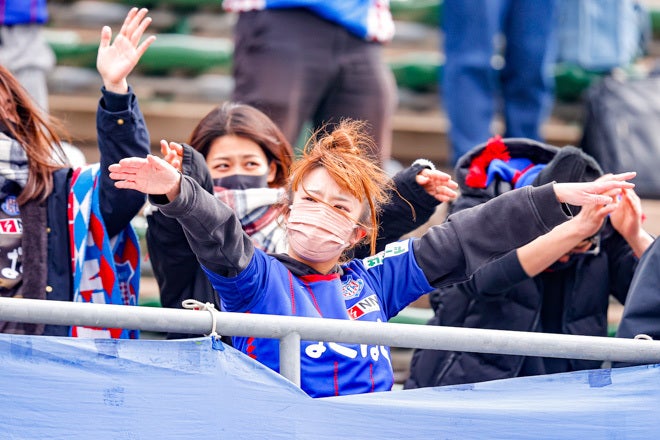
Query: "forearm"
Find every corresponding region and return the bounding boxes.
[180,143,214,193]
[153,175,255,276]
[97,86,150,237]
[516,220,585,276]
[354,163,441,259]
[462,251,530,299]
[623,230,655,259]
[414,184,569,287]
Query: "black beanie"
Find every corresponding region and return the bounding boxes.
[532,146,603,186]
[533,146,604,215]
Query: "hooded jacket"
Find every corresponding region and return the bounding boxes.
[405,138,638,389]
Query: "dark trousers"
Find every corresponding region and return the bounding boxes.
[232,8,397,165]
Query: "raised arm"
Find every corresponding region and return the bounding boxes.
[146,141,218,311]
[414,174,636,288]
[516,201,614,276]
[96,7,156,237]
[354,160,458,258]
[109,154,255,276]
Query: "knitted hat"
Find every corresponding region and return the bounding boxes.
[532,146,603,186]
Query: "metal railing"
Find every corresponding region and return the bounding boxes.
[0,297,659,386]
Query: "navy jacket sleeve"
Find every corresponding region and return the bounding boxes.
[145,144,218,308]
[616,238,660,340]
[353,161,441,258]
[96,86,150,237]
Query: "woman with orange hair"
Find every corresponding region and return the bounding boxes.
[110,120,635,397]
[147,103,459,338]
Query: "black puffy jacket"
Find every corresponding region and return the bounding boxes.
[405,138,638,388]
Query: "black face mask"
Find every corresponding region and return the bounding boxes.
[213,173,269,190]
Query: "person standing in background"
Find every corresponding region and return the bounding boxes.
[0,0,55,113]
[442,0,558,165]
[223,1,397,168]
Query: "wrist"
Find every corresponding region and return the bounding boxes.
[103,79,129,94]
[166,172,183,202]
[555,219,588,243]
[411,158,436,171]
[628,229,654,258]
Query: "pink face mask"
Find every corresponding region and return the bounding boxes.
[286,201,358,263]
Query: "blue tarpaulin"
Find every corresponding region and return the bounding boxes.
[1,333,659,439]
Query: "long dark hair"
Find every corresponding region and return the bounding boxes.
[188,102,293,188]
[0,65,68,203]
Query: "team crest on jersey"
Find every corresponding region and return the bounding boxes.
[347,294,381,320]
[342,275,364,300]
[1,196,19,216]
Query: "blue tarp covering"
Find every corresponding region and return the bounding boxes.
[1,333,660,439]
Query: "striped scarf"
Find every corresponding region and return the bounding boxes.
[214,186,287,254]
[0,133,28,199]
[68,164,140,339]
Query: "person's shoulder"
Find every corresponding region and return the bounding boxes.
[350,240,415,271]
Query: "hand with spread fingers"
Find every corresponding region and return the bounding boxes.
[97,7,157,94]
[553,172,636,206]
[110,153,181,200]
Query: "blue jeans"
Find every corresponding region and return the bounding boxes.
[442,0,557,165]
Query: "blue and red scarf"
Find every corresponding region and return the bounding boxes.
[68,164,140,339]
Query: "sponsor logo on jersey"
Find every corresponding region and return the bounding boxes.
[347,294,380,320]
[0,218,22,234]
[1,196,19,216]
[362,240,410,269]
[342,275,364,300]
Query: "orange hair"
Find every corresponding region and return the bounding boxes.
[285,119,393,255]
